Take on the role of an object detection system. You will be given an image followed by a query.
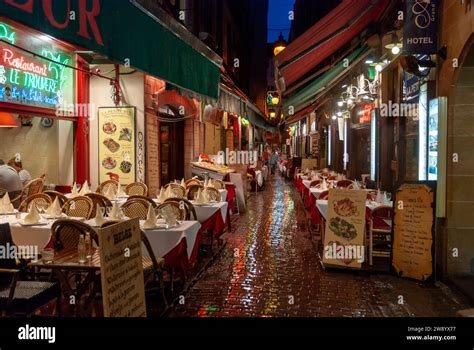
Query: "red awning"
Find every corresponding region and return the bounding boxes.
[276,0,389,89]
[286,98,329,125]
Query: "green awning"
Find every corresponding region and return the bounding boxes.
[0,0,221,99]
[283,45,369,111]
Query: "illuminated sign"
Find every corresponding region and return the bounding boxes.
[0,20,74,110]
[352,103,373,126]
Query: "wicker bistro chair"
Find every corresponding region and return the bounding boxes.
[204,187,221,202]
[185,179,201,188]
[366,191,377,201]
[18,193,52,213]
[164,198,197,221]
[125,182,148,196]
[44,191,68,207]
[164,183,186,199]
[11,178,45,208]
[62,196,94,219]
[97,180,119,196]
[99,221,167,306]
[51,219,98,253]
[211,179,225,190]
[121,199,150,220]
[368,206,393,266]
[85,193,113,215]
[318,191,329,200]
[186,184,204,201]
[128,195,158,208]
[337,180,355,189]
[157,202,186,221]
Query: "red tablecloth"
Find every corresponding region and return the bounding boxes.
[200,209,227,239]
[225,183,236,213]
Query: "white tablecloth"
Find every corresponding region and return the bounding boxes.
[316,200,393,225]
[141,220,201,259]
[192,201,228,223]
[310,188,326,198]
[5,213,203,260]
[218,189,228,202]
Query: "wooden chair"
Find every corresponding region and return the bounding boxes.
[100,221,168,306]
[337,180,354,189]
[62,196,94,219]
[11,178,44,208]
[44,191,68,207]
[97,180,119,195]
[18,193,52,213]
[211,179,225,190]
[51,219,98,252]
[85,193,112,215]
[186,184,204,201]
[164,183,186,198]
[185,179,201,188]
[164,198,197,221]
[0,223,60,316]
[368,206,393,266]
[121,199,150,220]
[366,191,377,201]
[128,195,157,208]
[205,187,221,202]
[157,202,186,221]
[125,182,148,196]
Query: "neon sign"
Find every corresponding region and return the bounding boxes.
[0,23,15,44]
[0,21,74,110]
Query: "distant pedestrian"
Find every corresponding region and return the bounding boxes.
[269,149,279,175]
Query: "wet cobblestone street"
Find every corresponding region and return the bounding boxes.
[170,175,470,317]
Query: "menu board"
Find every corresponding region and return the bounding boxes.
[98,107,136,185]
[98,219,146,317]
[323,189,367,269]
[392,183,435,281]
[146,112,159,196]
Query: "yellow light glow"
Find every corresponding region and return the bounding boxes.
[270,112,276,118]
[272,96,280,105]
[274,46,286,56]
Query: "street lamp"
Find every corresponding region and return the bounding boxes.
[385,32,403,55]
[273,32,287,56]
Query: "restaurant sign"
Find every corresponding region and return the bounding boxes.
[403,0,440,55]
[0,20,74,110]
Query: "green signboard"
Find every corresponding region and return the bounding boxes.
[0,20,74,110]
[0,0,220,99]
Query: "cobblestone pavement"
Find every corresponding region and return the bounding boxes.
[170,175,470,317]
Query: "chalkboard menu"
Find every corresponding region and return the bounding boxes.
[392,183,436,281]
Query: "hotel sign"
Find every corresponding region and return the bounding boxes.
[403,0,440,55]
[0,20,74,110]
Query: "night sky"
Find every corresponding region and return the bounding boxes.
[267,0,295,43]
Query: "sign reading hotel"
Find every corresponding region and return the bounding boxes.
[98,107,136,185]
[392,183,435,281]
[0,20,74,110]
[403,0,440,55]
[323,189,367,269]
[98,219,146,317]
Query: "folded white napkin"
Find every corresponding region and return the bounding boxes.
[104,185,116,200]
[94,207,106,227]
[109,202,123,220]
[160,205,177,227]
[116,185,126,198]
[156,187,166,203]
[71,182,79,198]
[353,181,360,190]
[143,205,157,229]
[165,186,173,199]
[195,189,208,204]
[321,179,328,191]
[24,205,41,225]
[1,193,14,214]
[180,179,186,187]
[46,197,62,217]
[376,189,383,204]
[383,192,391,205]
[79,181,90,196]
[2,192,11,207]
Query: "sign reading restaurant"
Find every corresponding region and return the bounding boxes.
[403,0,440,55]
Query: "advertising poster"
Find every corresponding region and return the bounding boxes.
[392,183,435,281]
[98,219,146,317]
[323,189,367,269]
[98,107,136,185]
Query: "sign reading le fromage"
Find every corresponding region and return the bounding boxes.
[403,0,440,55]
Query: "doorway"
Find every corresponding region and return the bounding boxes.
[160,121,184,186]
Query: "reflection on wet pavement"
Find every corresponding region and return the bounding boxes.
[170,176,469,317]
